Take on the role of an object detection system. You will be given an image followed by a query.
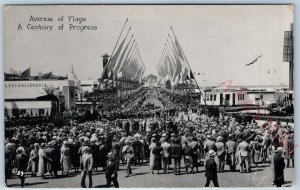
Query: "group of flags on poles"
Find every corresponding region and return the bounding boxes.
[101,19,146,84]
[156,27,195,89]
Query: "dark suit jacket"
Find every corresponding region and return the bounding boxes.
[205,158,218,178]
[106,159,118,178]
[273,153,285,185]
[171,144,182,158]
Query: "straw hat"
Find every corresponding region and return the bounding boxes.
[5,143,13,149]
[34,143,39,147]
[275,147,285,153]
[217,136,223,142]
[16,147,25,154]
[47,142,53,147]
[207,150,216,157]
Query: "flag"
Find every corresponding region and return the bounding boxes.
[114,34,133,78]
[108,70,114,80]
[181,67,189,82]
[105,28,130,77]
[42,71,52,79]
[185,74,190,81]
[117,71,123,79]
[190,70,195,79]
[20,68,31,78]
[120,40,136,72]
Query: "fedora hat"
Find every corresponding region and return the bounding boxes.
[275,147,285,153]
[207,150,216,157]
[217,136,223,142]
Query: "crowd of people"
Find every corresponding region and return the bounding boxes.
[4,88,294,188]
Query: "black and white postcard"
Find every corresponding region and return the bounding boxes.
[3,5,294,188]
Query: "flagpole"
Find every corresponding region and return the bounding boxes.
[170,26,206,105]
[109,18,129,65]
[98,18,129,105]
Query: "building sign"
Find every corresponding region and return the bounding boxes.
[212,88,237,93]
[5,83,48,88]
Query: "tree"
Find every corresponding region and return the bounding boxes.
[43,85,59,95]
[43,85,65,116]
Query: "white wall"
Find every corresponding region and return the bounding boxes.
[4,100,52,118]
[4,80,76,109]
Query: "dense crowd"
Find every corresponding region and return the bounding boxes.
[5,88,294,188]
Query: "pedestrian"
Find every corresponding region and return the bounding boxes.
[236,138,250,173]
[215,136,225,172]
[252,136,263,167]
[44,141,60,178]
[122,139,134,177]
[152,141,162,174]
[61,141,72,176]
[182,140,193,174]
[171,138,182,175]
[204,150,219,187]
[80,142,94,188]
[16,147,28,187]
[225,135,237,171]
[189,137,200,173]
[106,153,119,188]
[149,138,157,171]
[5,142,14,184]
[273,147,285,187]
[51,140,61,178]
[111,136,120,169]
[161,138,171,174]
[38,143,47,179]
[287,131,294,168]
[28,143,39,177]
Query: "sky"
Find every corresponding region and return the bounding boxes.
[4,5,293,87]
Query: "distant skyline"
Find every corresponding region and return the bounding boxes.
[4,5,293,87]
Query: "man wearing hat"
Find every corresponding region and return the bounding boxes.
[38,143,47,179]
[236,138,250,173]
[205,150,219,187]
[273,147,285,187]
[44,142,60,178]
[171,138,182,175]
[5,142,14,180]
[122,140,134,177]
[225,135,237,171]
[61,141,72,176]
[16,147,28,187]
[204,135,216,163]
[111,136,120,169]
[215,136,225,172]
[81,142,94,188]
[287,131,294,168]
[106,153,119,188]
[161,138,171,174]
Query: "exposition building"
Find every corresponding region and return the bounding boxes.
[4,68,80,119]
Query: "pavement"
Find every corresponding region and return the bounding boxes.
[6,160,295,188]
